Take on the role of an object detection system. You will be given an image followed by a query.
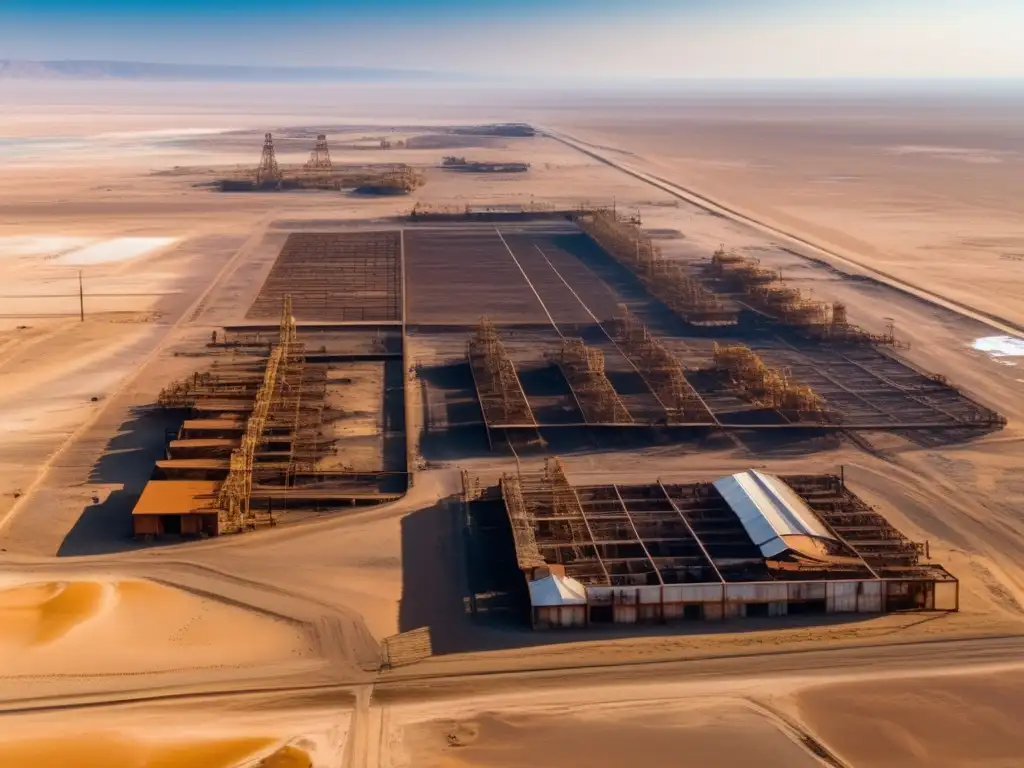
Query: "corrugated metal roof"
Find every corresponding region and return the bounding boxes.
[713,470,836,558]
[132,480,220,516]
[528,574,588,607]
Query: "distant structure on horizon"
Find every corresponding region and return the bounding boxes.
[305,134,332,170]
[256,133,281,185]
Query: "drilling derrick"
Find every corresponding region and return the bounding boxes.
[256,132,281,185]
[305,134,332,170]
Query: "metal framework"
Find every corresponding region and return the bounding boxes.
[760,341,1007,429]
[256,132,281,185]
[711,342,828,419]
[782,474,956,583]
[578,208,737,326]
[216,296,300,532]
[551,338,633,424]
[304,134,332,170]
[467,318,536,427]
[614,305,715,424]
[248,231,402,322]
[144,291,409,538]
[709,247,899,342]
[500,465,953,590]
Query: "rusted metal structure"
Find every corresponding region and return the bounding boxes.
[495,464,958,628]
[256,132,281,185]
[710,246,778,286]
[711,342,828,420]
[614,306,715,424]
[247,231,403,322]
[442,156,531,173]
[304,134,332,170]
[215,295,304,533]
[221,134,421,192]
[467,319,535,434]
[551,339,633,424]
[137,291,406,539]
[759,342,1007,429]
[578,208,737,326]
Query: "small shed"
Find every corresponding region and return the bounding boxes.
[529,573,588,629]
[132,480,221,538]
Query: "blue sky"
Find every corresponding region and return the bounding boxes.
[2,0,1022,79]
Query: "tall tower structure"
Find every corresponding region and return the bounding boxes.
[256,133,281,185]
[304,134,332,170]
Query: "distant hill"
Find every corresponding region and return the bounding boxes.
[0,59,448,83]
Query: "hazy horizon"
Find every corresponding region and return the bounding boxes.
[2,1,1022,80]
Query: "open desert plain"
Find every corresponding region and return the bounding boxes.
[1,81,1024,767]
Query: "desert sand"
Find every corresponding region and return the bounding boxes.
[545,95,1024,330]
[0,576,312,678]
[796,670,1024,767]
[0,689,347,767]
[0,80,1023,765]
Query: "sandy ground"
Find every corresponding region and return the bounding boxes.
[400,703,819,768]
[795,671,1024,767]
[377,648,1024,768]
[545,97,1024,331]
[1,83,1024,765]
[0,576,312,679]
[0,690,348,767]
[323,363,385,473]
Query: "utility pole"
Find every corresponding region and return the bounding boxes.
[79,270,84,322]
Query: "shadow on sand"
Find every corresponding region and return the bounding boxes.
[417,361,491,461]
[58,406,183,557]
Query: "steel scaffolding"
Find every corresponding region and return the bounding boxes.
[551,338,633,424]
[614,306,715,424]
[467,318,535,426]
[712,342,828,418]
[578,208,737,326]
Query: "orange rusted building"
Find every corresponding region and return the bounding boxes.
[132,480,220,538]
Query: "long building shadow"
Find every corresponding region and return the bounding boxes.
[58,406,183,557]
[417,361,491,461]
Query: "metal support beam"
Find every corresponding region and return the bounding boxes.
[613,484,664,585]
[656,480,725,583]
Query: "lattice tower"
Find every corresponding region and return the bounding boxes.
[304,134,332,169]
[256,132,281,184]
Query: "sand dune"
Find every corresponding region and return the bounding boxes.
[0,578,312,677]
[0,692,343,768]
[0,729,326,768]
[0,580,111,646]
[0,733,277,768]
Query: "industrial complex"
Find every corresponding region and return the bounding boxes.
[132,227,410,538]
[493,460,956,629]
[120,127,1004,635]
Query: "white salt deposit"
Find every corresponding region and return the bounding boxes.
[972,336,1024,358]
[0,236,95,259]
[57,237,177,265]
